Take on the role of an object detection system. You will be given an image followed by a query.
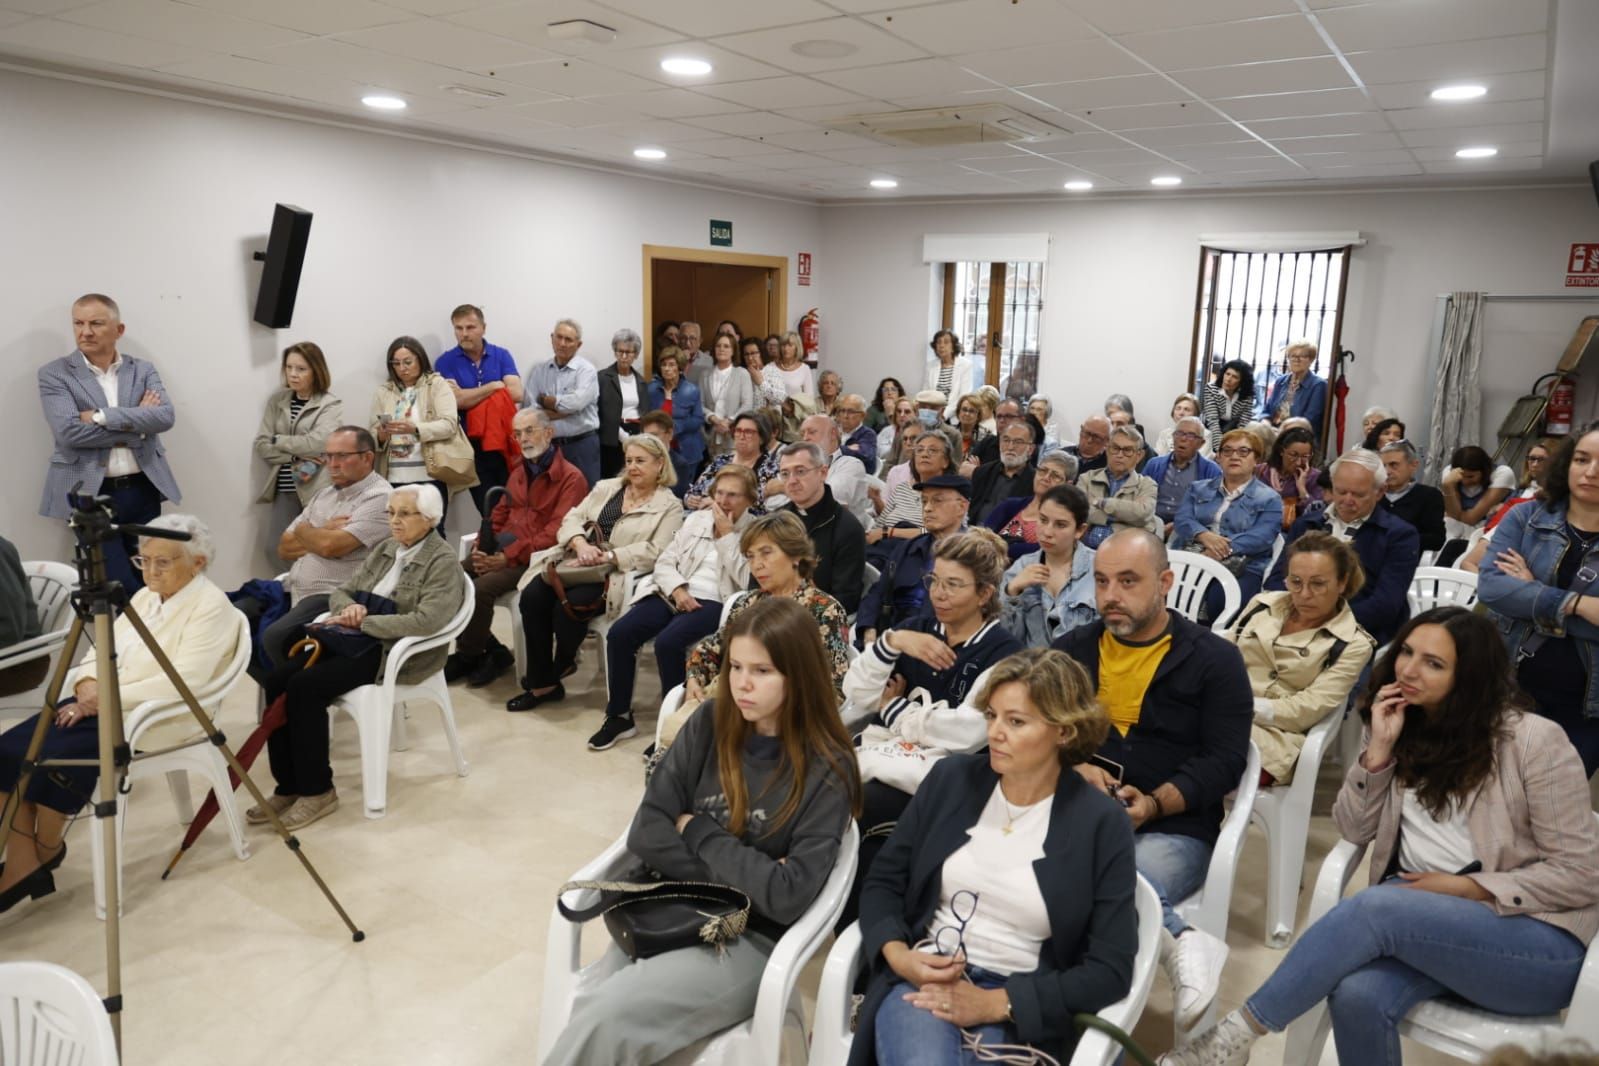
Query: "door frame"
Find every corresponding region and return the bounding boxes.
[642,244,789,371]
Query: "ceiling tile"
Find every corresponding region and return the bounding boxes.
[335,17,555,72]
[55,0,305,51]
[1072,101,1226,130]
[1213,87,1374,121]
[181,0,411,36]
[479,56,659,96]
[1243,110,1391,137]
[1115,14,1329,68]
[1292,150,1417,168]
[0,0,98,12]
[1173,56,1354,98]
[1315,0,1547,52]
[1367,70,1544,110]
[1420,156,1542,174]
[1158,140,1278,161]
[413,103,566,133]
[584,40,790,86]
[1384,97,1544,130]
[1396,120,1544,147]
[697,75,866,110]
[155,54,398,110]
[382,0,502,15]
[873,0,1097,54]
[1038,146,1167,167]
[1019,130,1128,153]
[593,0,835,38]
[591,117,718,144]
[777,98,894,123]
[1122,122,1261,148]
[0,8,26,22]
[668,135,802,158]
[1265,131,1405,152]
[955,153,1066,174]
[1013,74,1188,112]
[514,96,640,126]
[813,58,994,102]
[0,15,197,66]
[951,38,1145,87]
[1199,156,1305,175]
[1304,162,1425,178]
[446,0,683,54]
[710,16,923,73]
[1062,0,1297,36]
[247,36,531,102]
[585,87,748,119]
[681,109,816,136]
[1343,34,1547,86]
[1409,139,1541,162]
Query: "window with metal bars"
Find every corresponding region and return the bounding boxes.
[941,261,1045,400]
[1189,247,1351,399]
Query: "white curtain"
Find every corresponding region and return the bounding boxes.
[1425,292,1485,483]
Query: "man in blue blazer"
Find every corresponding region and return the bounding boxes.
[1262,341,1328,445]
[37,294,180,592]
[1265,448,1420,646]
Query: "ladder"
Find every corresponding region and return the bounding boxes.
[1493,315,1599,465]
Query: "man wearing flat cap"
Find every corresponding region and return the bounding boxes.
[856,473,972,645]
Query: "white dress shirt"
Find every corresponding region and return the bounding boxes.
[84,353,140,476]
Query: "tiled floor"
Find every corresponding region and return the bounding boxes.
[3,623,1460,1066]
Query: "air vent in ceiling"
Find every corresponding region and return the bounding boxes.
[828,104,1069,147]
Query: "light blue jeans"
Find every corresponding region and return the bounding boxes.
[1135,832,1212,937]
[1245,883,1586,1066]
[876,965,1020,1066]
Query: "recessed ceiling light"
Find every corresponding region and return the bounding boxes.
[869,178,898,189]
[1455,146,1498,159]
[633,147,667,160]
[660,57,712,76]
[1064,180,1094,191]
[1430,84,1487,101]
[361,94,406,111]
[1150,175,1182,187]
[791,39,859,59]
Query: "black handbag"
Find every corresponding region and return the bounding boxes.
[555,878,751,961]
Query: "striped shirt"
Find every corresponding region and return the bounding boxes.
[275,395,308,495]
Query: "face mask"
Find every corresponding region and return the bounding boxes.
[917,410,941,429]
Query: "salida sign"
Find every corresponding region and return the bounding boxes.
[1567,243,1599,287]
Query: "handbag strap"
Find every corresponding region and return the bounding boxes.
[555,878,751,923]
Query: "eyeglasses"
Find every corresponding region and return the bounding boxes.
[1080,430,1108,444]
[1218,446,1256,458]
[779,465,818,478]
[131,555,180,572]
[1000,436,1032,447]
[1174,431,1204,442]
[996,412,1021,422]
[1107,444,1140,456]
[922,573,973,595]
[732,427,760,437]
[931,890,978,959]
[613,348,638,357]
[320,450,373,461]
[1286,576,1334,594]
[385,508,423,519]
[388,358,418,368]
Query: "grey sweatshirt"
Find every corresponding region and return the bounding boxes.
[0,536,40,648]
[627,699,854,940]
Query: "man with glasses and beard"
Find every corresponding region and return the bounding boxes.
[857,474,972,645]
[775,441,865,614]
[970,421,1038,523]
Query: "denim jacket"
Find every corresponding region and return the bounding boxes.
[1000,546,1098,647]
[1478,499,1599,719]
[1171,476,1284,580]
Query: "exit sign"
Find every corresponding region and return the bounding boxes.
[710,219,732,247]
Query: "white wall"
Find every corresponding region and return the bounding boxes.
[0,69,821,586]
[818,185,1599,454]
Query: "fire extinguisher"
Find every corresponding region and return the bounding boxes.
[799,308,820,367]
[1547,374,1578,435]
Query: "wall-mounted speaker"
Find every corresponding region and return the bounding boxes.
[253,204,312,329]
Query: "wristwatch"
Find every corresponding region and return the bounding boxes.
[1003,992,1015,1023]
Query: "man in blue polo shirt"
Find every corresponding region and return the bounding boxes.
[525,317,601,485]
[435,303,522,514]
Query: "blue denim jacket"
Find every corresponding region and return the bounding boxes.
[1171,477,1284,580]
[999,546,1097,647]
[1478,499,1599,719]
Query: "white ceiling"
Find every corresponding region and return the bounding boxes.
[0,0,1580,202]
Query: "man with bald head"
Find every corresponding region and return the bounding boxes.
[1053,528,1252,1031]
[834,393,878,472]
[38,293,181,592]
[795,412,871,527]
[1065,413,1111,475]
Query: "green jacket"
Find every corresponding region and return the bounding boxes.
[0,536,40,647]
[329,534,464,683]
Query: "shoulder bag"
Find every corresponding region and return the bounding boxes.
[555,877,751,961]
[546,520,616,621]
[417,376,478,489]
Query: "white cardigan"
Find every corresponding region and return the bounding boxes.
[923,354,975,421]
[630,508,752,606]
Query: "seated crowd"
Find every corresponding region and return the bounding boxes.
[11,299,1599,1066]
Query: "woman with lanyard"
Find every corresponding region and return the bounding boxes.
[1479,421,1599,775]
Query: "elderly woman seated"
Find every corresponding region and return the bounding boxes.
[0,515,239,914]
[1225,532,1375,787]
[254,484,465,830]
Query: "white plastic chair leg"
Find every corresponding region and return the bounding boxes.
[1259,793,1311,948]
[193,749,251,863]
[356,694,393,819]
[391,699,411,752]
[166,769,195,824]
[426,679,470,777]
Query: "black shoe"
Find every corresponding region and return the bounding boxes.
[467,644,514,688]
[0,864,56,915]
[506,683,565,712]
[640,742,657,764]
[445,651,482,684]
[587,716,638,751]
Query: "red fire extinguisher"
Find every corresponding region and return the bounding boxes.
[1547,374,1577,435]
[799,308,820,366]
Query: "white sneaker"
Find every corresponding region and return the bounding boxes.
[1157,1010,1258,1065]
[1166,926,1230,1029]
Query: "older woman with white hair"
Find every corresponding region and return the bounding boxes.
[254,483,466,831]
[0,514,239,913]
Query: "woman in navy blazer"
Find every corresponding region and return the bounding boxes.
[647,346,704,495]
[852,649,1138,1066]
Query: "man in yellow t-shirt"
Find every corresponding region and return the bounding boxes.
[1097,626,1172,734]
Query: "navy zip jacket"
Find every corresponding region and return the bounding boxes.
[1053,612,1252,846]
[851,755,1138,1066]
[1265,501,1420,646]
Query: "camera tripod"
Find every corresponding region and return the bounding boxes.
[0,491,364,1056]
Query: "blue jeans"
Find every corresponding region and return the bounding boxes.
[1135,831,1212,937]
[1246,883,1586,1066]
[876,966,1020,1066]
[603,595,722,719]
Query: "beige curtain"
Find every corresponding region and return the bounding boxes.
[1425,292,1485,483]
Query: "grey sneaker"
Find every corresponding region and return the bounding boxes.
[1167,926,1230,1029]
[280,789,339,830]
[246,794,297,825]
[1157,1009,1258,1065]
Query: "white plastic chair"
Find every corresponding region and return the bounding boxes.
[811,876,1164,1066]
[0,961,119,1065]
[460,532,527,683]
[1250,704,1345,946]
[326,581,474,819]
[0,561,79,725]
[87,609,253,920]
[1166,550,1243,632]
[1282,818,1599,1065]
[1407,565,1479,614]
[537,821,860,1065]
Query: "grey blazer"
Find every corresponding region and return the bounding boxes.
[37,352,181,519]
[253,389,345,504]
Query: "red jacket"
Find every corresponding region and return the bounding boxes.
[465,388,522,469]
[492,449,589,566]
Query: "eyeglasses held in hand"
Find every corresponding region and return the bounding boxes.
[931,889,979,959]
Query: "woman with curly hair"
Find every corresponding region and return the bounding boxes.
[1201,359,1256,452]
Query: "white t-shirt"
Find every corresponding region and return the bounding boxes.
[618,374,640,442]
[1396,788,1476,875]
[1442,464,1517,540]
[925,783,1052,976]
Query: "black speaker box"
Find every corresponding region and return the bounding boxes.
[253,204,312,329]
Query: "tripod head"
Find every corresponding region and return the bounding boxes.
[66,483,190,609]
